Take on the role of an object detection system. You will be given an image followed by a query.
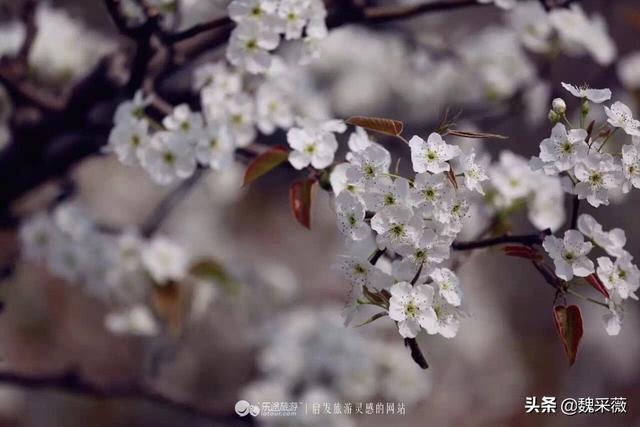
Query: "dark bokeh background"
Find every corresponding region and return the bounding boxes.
[1,0,640,426]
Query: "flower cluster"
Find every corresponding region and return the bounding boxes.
[227,0,328,73]
[107,90,232,185]
[542,214,639,336]
[531,83,639,206]
[18,203,193,335]
[534,83,640,335]
[329,127,485,339]
[487,150,566,232]
[243,307,431,427]
[108,55,325,184]
[509,2,616,66]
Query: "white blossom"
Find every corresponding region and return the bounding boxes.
[537,123,588,172]
[621,139,640,192]
[227,22,280,74]
[430,293,464,338]
[345,143,391,188]
[114,90,153,124]
[489,151,535,205]
[605,101,640,136]
[409,133,461,174]
[370,207,421,256]
[162,104,204,144]
[596,255,640,301]
[361,177,411,213]
[106,119,150,166]
[549,5,616,66]
[255,83,294,134]
[561,82,611,104]
[334,255,393,293]
[287,121,344,170]
[573,153,622,207]
[141,131,197,185]
[459,152,488,194]
[603,299,624,336]
[335,192,370,241]
[430,268,463,307]
[195,122,234,170]
[543,230,594,281]
[141,236,189,284]
[577,214,629,258]
[388,282,438,338]
[617,51,640,90]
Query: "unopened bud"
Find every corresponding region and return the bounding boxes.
[548,110,561,124]
[552,98,566,114]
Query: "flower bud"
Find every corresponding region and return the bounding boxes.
[552,98,566,114]
[548,109,561,124]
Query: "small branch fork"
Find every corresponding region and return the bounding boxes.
[0,369,239,422]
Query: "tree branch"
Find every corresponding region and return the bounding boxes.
[141,167,209,237]
[362,0,487,24]
[569,195,580,230]
[452,230,551,251]
[0,369,242,423]
[159,16,233,44]
[16,0,38,66]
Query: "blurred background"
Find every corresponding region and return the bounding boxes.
[1,0,640,426]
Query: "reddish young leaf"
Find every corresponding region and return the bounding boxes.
[289,178,315,229]
[243,146,289,187]
[446,168,458,190]
[346,116,404,137]
[151,281,185,338]
[503,245,542,261]
[585,274,609,299]
[553,305,584,366]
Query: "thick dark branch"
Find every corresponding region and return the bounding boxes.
[569,195,580,230]
[538,0,580,11]
[16,0,38,66]
[0,65,65,113]
[362,0,487,24]
[160,16,233,43]
[452,230,551,251]
[104,0,148,38]
[0,369,239,422]
[404,338,429,369]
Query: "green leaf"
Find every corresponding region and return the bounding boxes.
[289,178,315,229]
[553,305,584,366]
[346,116,404,137]
[243,146,289,187]
[189,258,240,292]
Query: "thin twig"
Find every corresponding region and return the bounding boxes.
[452,230,551,251]
[141,168,209,237]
